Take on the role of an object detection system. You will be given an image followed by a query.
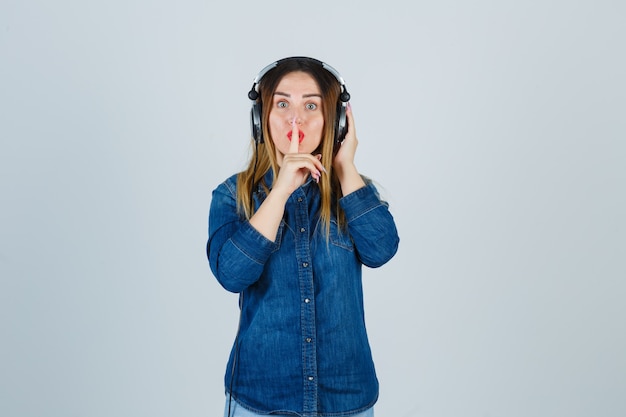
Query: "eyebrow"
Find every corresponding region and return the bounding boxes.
[274,91,322,99]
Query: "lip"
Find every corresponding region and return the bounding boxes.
[287,130,305,143]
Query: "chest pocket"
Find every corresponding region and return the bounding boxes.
[329,219,354,251]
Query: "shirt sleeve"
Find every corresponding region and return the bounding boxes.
[339,182,400,268]
[207,180,278,293]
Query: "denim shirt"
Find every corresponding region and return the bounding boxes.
[207,172,399,416]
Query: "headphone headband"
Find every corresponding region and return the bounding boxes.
[248,57,350,102]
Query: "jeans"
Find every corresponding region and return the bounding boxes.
[224,396,374,417]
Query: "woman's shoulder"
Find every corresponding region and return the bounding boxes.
[212,172,241,198]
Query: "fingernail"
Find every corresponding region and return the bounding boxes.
[292,117,297,126]
[316,154,322,160]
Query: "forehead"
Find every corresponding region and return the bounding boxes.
[275,71,321,94]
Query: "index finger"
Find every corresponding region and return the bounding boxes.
[289,116,299,154]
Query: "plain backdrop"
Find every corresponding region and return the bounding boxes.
[1,1,625,416]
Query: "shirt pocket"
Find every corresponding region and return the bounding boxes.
[329,219,354,251]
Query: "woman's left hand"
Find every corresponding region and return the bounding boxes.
[332,104,366,195]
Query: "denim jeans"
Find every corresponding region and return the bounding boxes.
[224,396,374,417]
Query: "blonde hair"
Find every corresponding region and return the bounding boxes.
[236,59,346,237]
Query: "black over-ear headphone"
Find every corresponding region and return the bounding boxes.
[247,56,351,145]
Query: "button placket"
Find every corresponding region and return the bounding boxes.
[293,189,317,413]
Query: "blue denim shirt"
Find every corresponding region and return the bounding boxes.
[207,172,399,416]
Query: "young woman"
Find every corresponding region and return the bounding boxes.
[207,57,399,417]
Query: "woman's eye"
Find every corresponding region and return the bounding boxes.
[306,103,317,110]
[277,101,288,108]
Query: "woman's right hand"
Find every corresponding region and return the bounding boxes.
[271,118,325,198]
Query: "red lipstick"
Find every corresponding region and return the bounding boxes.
[287,130,305,143]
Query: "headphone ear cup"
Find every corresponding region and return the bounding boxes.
[335,102,348,145]
[250,101,263,144]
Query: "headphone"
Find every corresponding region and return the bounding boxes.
[247,56,351,145]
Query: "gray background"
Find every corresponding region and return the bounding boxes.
[1,1,624,416]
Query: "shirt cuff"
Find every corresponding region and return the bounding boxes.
[230,220,278,264]
[339,183,387,223]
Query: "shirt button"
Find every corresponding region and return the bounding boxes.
[308,376,314,381]
[304,298,310,304]
[306,337,312,343]
[297,197,303,202]
[302,262,309,267]
[300,227,306,233]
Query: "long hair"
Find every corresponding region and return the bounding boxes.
[236,58,345,236]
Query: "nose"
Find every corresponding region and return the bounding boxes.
[289,109,303,125]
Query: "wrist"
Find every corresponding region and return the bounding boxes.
[334,163,365,196]
[334,160,357,178]
[267,187,291,205]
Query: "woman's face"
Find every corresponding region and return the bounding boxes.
[268,71,324,164]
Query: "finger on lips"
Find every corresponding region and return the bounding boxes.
[286,116,326,183]
[289,117,299,154]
